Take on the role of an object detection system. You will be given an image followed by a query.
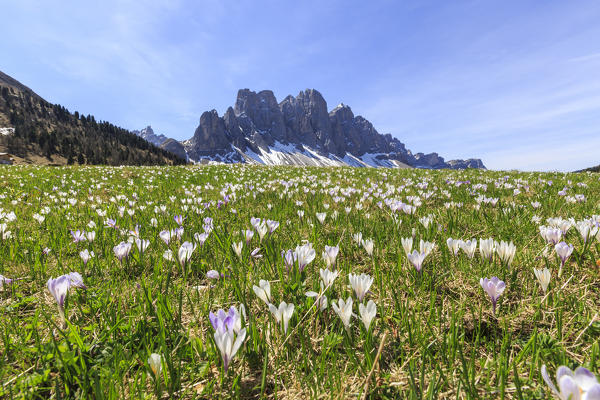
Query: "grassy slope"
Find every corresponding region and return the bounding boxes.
[0,165,599,399]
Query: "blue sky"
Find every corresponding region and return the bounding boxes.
[1,0,600,171]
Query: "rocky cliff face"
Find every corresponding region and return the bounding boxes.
[181,88,485,169]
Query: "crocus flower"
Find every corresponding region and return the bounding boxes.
[256,222,268,241]
[163,250,174,261]
[352,232,363,246]
[460,239,477,258]
[294,243,316,272]
[361,238,374,256]
[244,229,254,244]
[47,275,70,320]
[319,268,339,288]
[281,249,295,271]
[213,328,246,372]
[194,232,210,247]
[316,212,327,224]
[358,300,377,331]
[205,270,219,280]
[306,291,328,311]
[0,275,14,288]
[349,273,373,301]
[232,241,243,258]
[407,250,427,272]
[70,230,86,243]
[86,231,96,242]
[496,241,517,267]
[479,238,496,261]
[533,267,551,293]
[250,248,262,259]
[148,353,162,379]
[555,242,574,277]
[174,215,185,226]
[541,364,600,399]
[480,277,505,315]
[252,279,271,304]
[266,219,279,234]
[159,230,173,245]
[322,245,339,267]
[332,297,353,330]
[174,226,184,240]
[540,226,562,245]
[419,240,435,257]
[446,238,461,256]
[209,307,246,372]
[113,241,132,262]
[135,238,150,255]
[401,237,413,256]
[178,241,196,266]
[268,301,295,334]
[79,249,94,266]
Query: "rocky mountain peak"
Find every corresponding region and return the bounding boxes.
[180,88,485,169]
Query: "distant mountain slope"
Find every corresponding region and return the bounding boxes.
[182,89,485,169]
[132,126,187,161]
[578,164,600,172]
[0,71,186,166]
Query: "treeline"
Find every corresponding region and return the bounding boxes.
[0,85,186,165]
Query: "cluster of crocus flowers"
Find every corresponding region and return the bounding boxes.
[113,241,132,263]
[480,277,505,315]
[539,225,563,245]
[495,240,517,267]
[47,272,86,322]
[541,364,600,399]
[209,306,247,372]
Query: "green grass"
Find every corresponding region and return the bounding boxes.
[0,164,599,399]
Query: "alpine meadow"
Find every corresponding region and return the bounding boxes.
[0,164,599,399]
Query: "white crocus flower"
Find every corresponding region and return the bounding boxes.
[358,300,377,331]
[400,237,413,256]
[148,353,162,378]
[361,238,374,256]
[348,273,373,301]
[268,301,295,334]
[232,241,243,259]
[252,279,271,304]
[460,239,477,258]
[533,267,551,293]
[332,297,353,330]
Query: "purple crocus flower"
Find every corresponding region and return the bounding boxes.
[480,277,505,315]
[70,230,86,243]
[105,218,117,229]
[174,226,184,241]
[282,249,295,272]
[209,306,246,371]
[206,270,221,280]
[0,275,14,288]
[174,215,185,226]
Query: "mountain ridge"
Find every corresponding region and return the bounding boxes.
[176,88,485,169]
